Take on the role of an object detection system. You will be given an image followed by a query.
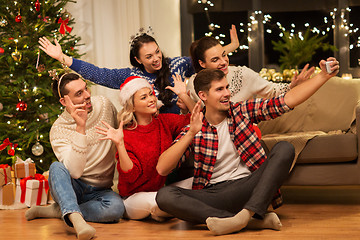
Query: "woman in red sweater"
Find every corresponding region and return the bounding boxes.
[96,75,201,221]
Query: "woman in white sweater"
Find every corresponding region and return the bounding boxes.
[185,36,315,105]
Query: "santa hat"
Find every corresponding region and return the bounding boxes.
[119,76,163,108]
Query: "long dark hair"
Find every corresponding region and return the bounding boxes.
[190,36,220,73]
[130,34,172,109]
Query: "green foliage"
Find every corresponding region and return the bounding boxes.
[272,29,337,70]
[0,0,83,172]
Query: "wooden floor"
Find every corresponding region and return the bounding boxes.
[1,186,360,240]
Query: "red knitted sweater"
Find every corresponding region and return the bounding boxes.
[117,113,190,197]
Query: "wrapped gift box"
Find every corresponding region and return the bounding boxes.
[25,179,48,207]
[15,161,36,179]
[0,182,14,205]
[0,164,12,186]
[15,174,49,207]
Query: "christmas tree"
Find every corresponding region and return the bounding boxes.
[0,0,82,172]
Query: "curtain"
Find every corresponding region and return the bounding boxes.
[66,0,181,110]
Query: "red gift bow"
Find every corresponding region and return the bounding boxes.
[20,173,49,205]
[0,138,18,156]
[58,17,72,35]
[0,138,10,151]
[0,164,10,184]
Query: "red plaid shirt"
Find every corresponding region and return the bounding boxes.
[175,94,291,209]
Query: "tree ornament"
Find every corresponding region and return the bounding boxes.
[37,64,45,72]
[11,48,22,62]
[58,17,72,35]
[0,47,4,55]
[35,0,41,12]
[32,141,44,156]
[61,9,72,20]
[0,17,8,27]
[16,101,27,111]
[0,102,3,111]
[15,14,22,23]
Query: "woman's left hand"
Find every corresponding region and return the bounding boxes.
[166,74,187,95]
[96,121,124,146]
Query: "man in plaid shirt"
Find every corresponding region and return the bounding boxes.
[156,58,339,235]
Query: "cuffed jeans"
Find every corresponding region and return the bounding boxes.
[156,141,294,224]
[49,162,125,226]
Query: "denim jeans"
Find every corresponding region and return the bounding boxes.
[156,141,294,223]
[49,162,125,226]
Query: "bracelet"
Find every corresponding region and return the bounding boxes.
[60,54,68,69]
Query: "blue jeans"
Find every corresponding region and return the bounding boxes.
[49,162,125,226]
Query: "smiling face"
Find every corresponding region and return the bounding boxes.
[61,79,92,112]
[135,42,163,73]
[199,44,229,75]
[199,77,231,114]
[132,87,158,120]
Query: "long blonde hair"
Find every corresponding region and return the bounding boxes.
[118,90,159,130]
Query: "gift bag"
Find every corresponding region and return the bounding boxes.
[0,183,14,205]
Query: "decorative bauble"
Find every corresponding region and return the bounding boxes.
[272,72,283,82]
[0,102,3,111]
[61,9,72,20]
[268,69,276,76]
[260,72,271,81]
[0,18,7,27]
[35,0,41,12]
[259,68,268,75]
[282,69,292,81]
[16,101,27,111]
[32,141,44,156]
[11,49,22,62]
[15,15,22,23]
[0,47,4,55]
[290,69,298,77]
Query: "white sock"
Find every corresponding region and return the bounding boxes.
[25,203,61,220]
[246,212,282,230]
[68,212,96,240]
[206,209,252,235]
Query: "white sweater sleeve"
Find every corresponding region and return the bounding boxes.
[229,66,290,102]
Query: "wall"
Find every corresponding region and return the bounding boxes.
[66,0,181,110]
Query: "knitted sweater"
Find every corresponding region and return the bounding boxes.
[187,65,290,103]
[70,57,195,114]
[117,113,190,197]
[49,96,118,188]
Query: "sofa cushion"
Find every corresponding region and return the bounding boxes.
[296,132,357,164]
[258,77,360,134]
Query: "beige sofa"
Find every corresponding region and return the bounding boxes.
[258,76,360,185]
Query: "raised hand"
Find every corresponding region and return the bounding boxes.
[224,24,240,54]
[38,37,63,61]
[63,95,87,129]
[229,24,239,49]
[166,74,187,95]
[289,63,316,88]
[319,57,339,77]
[189,100,203,135]
[96,121,125,146]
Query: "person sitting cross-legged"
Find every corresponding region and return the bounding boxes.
[155,58,339,235]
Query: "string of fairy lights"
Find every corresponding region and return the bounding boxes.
[197,1,360,54]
